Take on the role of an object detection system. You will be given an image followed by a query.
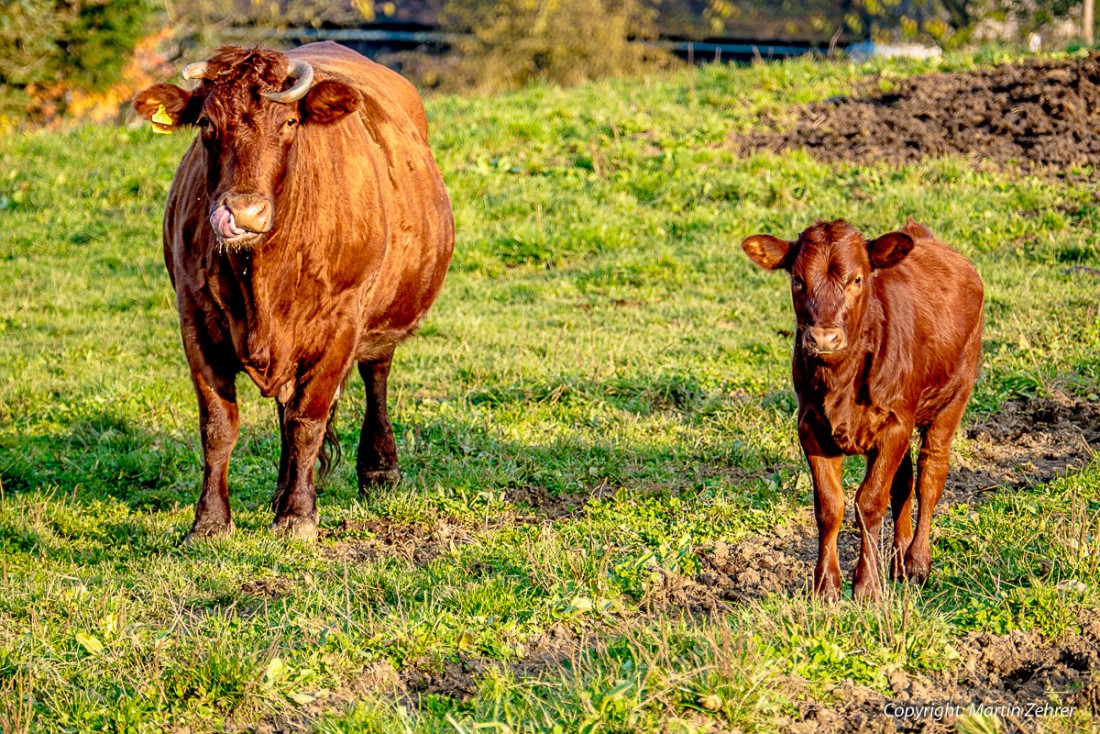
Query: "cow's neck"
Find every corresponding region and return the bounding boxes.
[209,243,298,392]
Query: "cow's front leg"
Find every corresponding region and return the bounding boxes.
[270,354,350,541]
[186,360,240,542]
[853,426,911,601]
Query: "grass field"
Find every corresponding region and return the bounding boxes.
[1,52,1099,733]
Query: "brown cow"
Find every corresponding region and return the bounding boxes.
[742,219,983,601]
[133,43,454,541]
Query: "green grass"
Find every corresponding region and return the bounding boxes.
[1,53,1099,732]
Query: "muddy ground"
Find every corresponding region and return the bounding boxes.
[736,53,1100,170]
[248,392,1097,732]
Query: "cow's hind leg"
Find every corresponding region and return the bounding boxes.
[889,451,915,581]
[357,349,401,494]
[906,397,968,585]
[187,364,240,542]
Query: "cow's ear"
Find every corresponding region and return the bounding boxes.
[868,232,914,269]
[742,234,794,271]
[302,80,361,125]
[134,84,199,131]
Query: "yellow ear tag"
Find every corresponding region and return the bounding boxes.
[151,104,174,134]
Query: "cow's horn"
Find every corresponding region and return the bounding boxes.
[181,61,210,81]
[264,60,314,104]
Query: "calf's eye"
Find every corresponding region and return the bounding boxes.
[792,277,805,291]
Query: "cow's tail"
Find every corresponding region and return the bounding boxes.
[316,397,342,485]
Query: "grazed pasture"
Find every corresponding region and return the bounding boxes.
[0,53,1098,733]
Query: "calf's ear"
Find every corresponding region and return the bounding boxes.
[868,232,914,269]
[133,84,198,130]
[741,234,793,270]
[303,80,361,124]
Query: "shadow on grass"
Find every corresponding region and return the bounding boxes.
[0,382,793,518]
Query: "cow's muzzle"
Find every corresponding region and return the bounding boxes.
[211,193,274,245]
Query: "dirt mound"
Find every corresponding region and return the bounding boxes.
[949,391,1098,504]
[737,54,1100,169]
[783,623,1100,733]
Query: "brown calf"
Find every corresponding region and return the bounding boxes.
[742,219,983,601]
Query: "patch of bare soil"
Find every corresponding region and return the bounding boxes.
[245,660,407,733]
[241,576,294,599]
[505,484,601,521]
[322,518,473,565]
[782,617,1100,733]
[401,622,588,704]
[737,53,1100,170]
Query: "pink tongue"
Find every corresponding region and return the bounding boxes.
[211,206,246,239]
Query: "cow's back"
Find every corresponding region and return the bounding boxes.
[871,224,984,420]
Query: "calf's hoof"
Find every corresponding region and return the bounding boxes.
[903,552,931,586]
[358,468,402,495]
[813,577,841,604]
[184,518,235,545]
[852,579,881,603]
[270,515,319,542]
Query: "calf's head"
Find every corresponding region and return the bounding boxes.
[741,220,913,360]
[134,47,361,248]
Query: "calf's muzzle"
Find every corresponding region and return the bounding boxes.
[805,326,847,354]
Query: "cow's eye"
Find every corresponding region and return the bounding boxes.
[792,276,805,291]
[852,275,863,286]
[285,118,298,128]
[197,117,211,130]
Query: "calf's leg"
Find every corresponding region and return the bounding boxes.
[907,398,967,584]
[805,451,845,601]
[357,349,401,494]
[853,426,911,601]
[889,451,915,581]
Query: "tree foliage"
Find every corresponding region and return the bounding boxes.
[846,0,1084,44]
[0,0,155,91]
[439,0,671,92]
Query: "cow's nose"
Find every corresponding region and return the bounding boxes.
[806,327,847,353]
[220,193,274,234]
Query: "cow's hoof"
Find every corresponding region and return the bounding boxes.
[358,468,402,495]
[184,519,235,545]
[270,516,319,542]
